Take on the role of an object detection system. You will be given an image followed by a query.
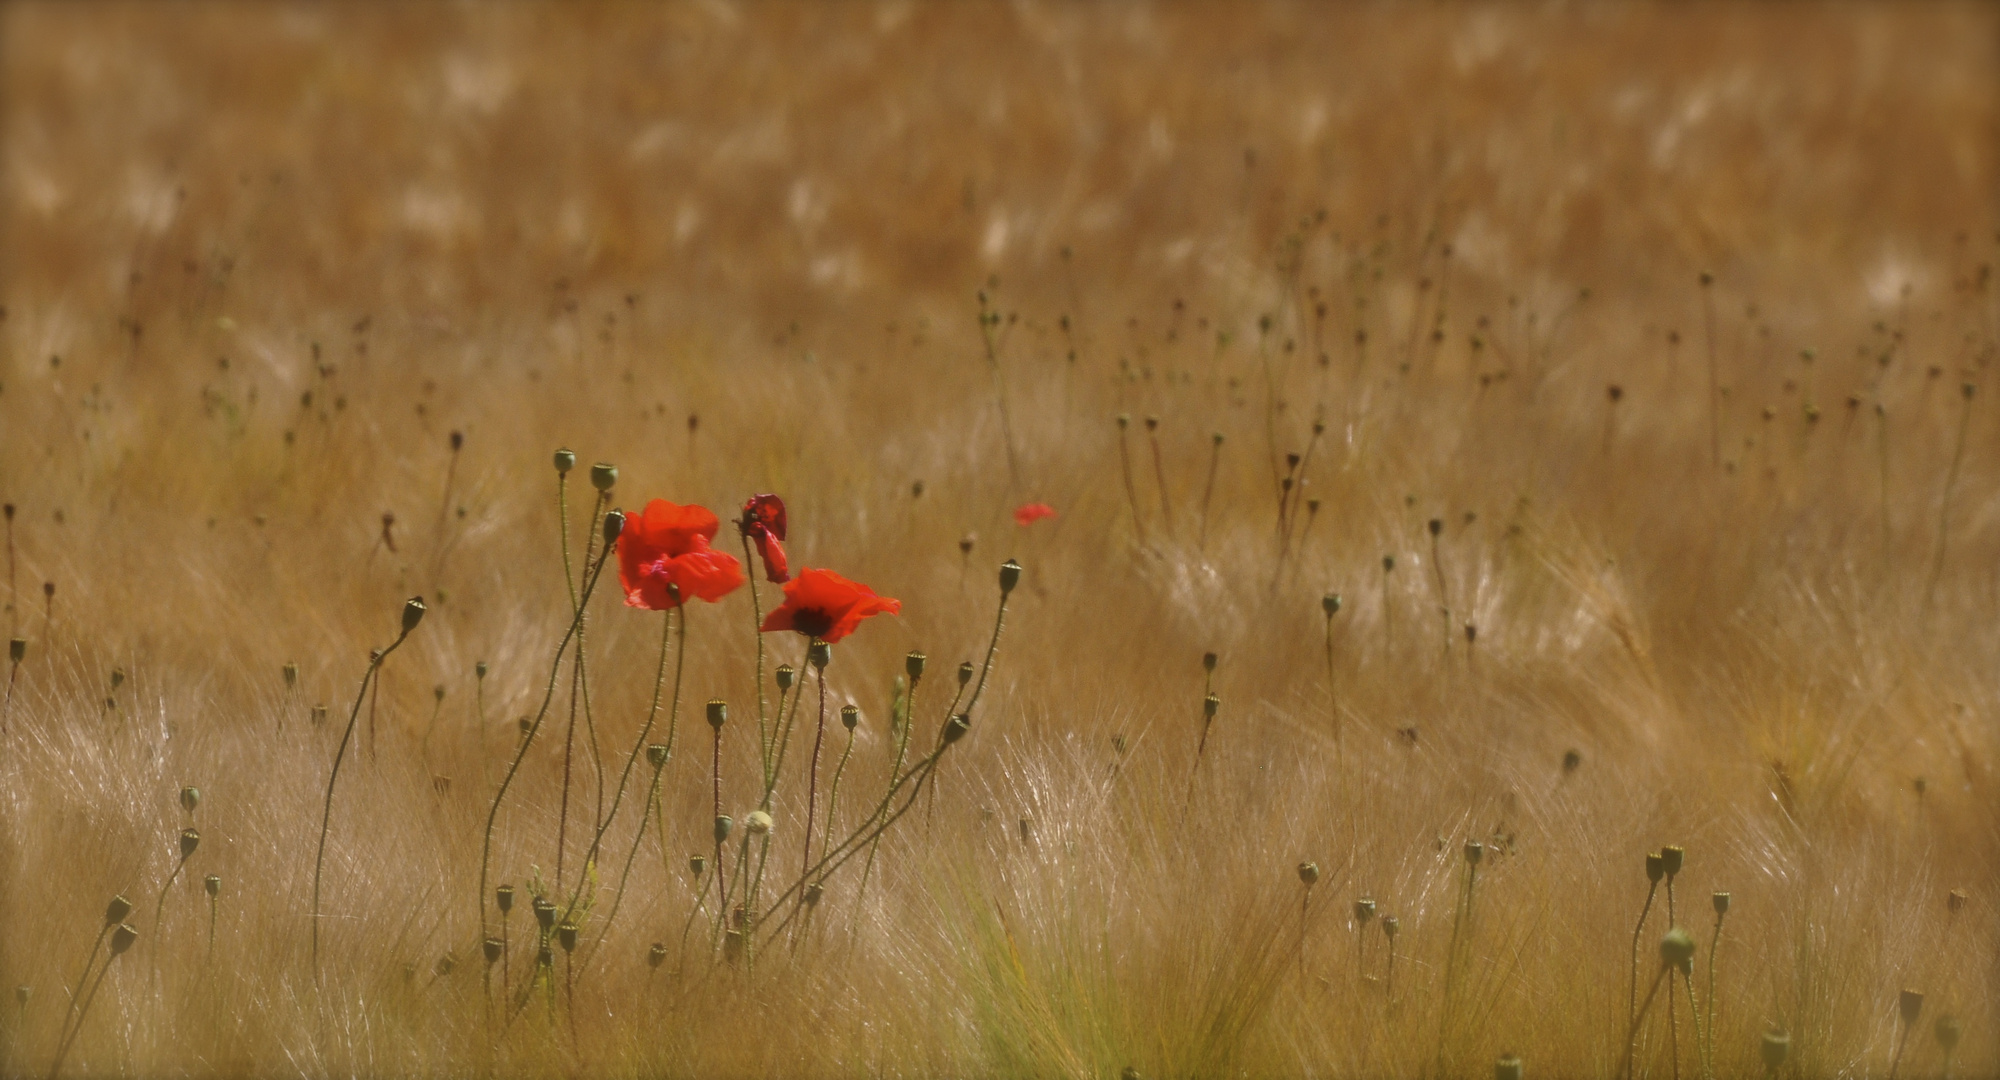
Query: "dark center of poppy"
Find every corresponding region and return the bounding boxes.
[790,607,835,638]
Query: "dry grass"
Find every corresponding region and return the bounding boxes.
[1,2,1997,1076]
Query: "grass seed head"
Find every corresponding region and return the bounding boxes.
[1298,862,1320,886]
[553,448,575,475]
[1761,1029,1791,1069]
[495,884,514,914]
[841,704,859,730]
[179,828,200,859]
[1494,1053,1523,1080]
[204,874,220,898]
[1900,988,1924,1024]
[1661,845,1684,877]
[401,596,426,634]
[109,923,138,955]
[105,895,133,926]
[180,786,201,814]
[999,559,1022,595]
[589,462,617,492]
[706,699,728,729]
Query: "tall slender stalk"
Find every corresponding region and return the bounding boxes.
[1197,432,1223,553]
[1922,383,1975,621]
[802,643,831,877]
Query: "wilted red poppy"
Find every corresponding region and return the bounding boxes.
[760,568,900,643]
[619,500,745,609]
[1013,502,1057,527]
[738,493,790,583]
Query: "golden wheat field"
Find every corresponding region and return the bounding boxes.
[1,2,1997,1077]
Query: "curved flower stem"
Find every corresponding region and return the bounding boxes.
[556,492,610,893]
[311,620,414,977]
[823,723,857,871]
[740,531,773,785]
[150,849,193,962]
[476,546,614,945]
[744,651,807,925]
[46,947,121,1080]
[1629,880,1660,1053]
[1619,965,1672,1080]
[1705,911,1726,1080]
[802,646,829,878]
[855,671,921,917]
[53,927,110,1053]
[578,758,668,974]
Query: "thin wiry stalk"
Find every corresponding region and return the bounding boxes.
[855,669,920,922]
[1619,965,1672,1080]
[1921,385,1975,621]
[1629,879,1660,1050]
[802,648,829,877]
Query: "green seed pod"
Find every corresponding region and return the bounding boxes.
[1297,862,1320,886]
[1354,898,1377,924]
[1322,593,1341,617]
[714,815,734,843]
[809,642,831,669]
[9,638,24,664]
[1203,694,1219,720]
[1760,1029,1791,1069]
[776,665,796,692]
[1659,927,1695,969]
[957,661,974,687]
[105,895,133,926]
[532,897,556,930]
[401,596,427,634]
[648,942,668,969]
[495,884,515,914]
[557,922,578,953]
[602,508,625,544]
[1203,651,1218,671]
[998,559,1022,595]
[706,699,728,729]
[841,704,859,731]
[589,462,617,492]
[944,714,971,744]
[1935,1015,1962,1052]
[282,662,297,689]
[1900,988,1924,1025]
[1464,840,1484,866]
[1712,891,1731,917]
[180,786,201,814]
[203,874,220,899]
[688,854,706,878]
[804,882,824,906]
[906,651,927,680]
[475,661,488,680]
[745,811,773,835]
[1661,845,1685,877]
[1382,915,1399,941]
[1494,1053,1523,1080]
[553,449,575,475]
[646,743,669,769]
[179,828,201,859]
[1646,851,1665,883]
[482,937,503,965]
[109,923,138,955]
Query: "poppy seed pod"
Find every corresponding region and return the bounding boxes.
[602,508,625,544]
[1382,915,1399,940]
[1659,927,1695,969]
[1712,891,1730,917]
[532,897,556,930]
[1383,555,1396,572]
[282,662,298,688]
[1204,694,1219,719]
[906,651,927,680]
[1935,1015,1962,1052]
[435,952,457,977]
[110,669,125,691]
[706,699,728,729]
[1203,651,1218,672]
[312,704,328,726]
[1947,889,1967,913]
[180,786,201,814]
[1322,593,1341,617]
[204,874,220,898]
[1661,845,1685,877]
[648,941,669,968]
[1899,988,1924,1025]
[689,854,706,878]
[8,639,23,663]
[745,810,773,835]
[959,535,975,555]
[401,596,426,634]
[1646,852,1665,883]
[999,559,1022,595]
[589,462,617,492]
[557,922,578,953]
[1298,862,1320,886]
[1562,749,1582,773]
[809,642,831,670]
[1117,413,1130,429]
[434,685,446,704]
[495,884,514,914]
[714,815,734,843]
[1464,840,1484,866]
[646,743,669,769]
[179,828,201,859]
[109,923,138,955]
[804,882,824,906]
[776,665,796,692]
[841,704,859,731]
[1428,518,1443,537]
[105,895,134,926]
[944,714,971,744]
[1355,898,1377,924]
[1494,1053,1523,1080]
[1760,1029,1791,1069]
[957,661,974,687]
[553,449,576,474]
[482,937,503,965]
[475,660,488,680]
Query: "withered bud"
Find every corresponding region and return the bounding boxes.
[589,462,617,492]
[1382,915,1399,940]
[1463,840,1484,866]
[804,882,824,906]
[495,884,514,914]
[1203,693,1219,720]
[435,951,457,977]
[1760,1029,1790,1069]
[602,508,625,544]
[841,704,859,731]
[999,559,1022,595]
[689,854,706,878]
[282,662,297,688]
[434,684,446,703]
[553,448,576,474]
[1116,413,1130,430]
[1354,898,1376,923]
[401,596,427,634]
[1203,651,1218,672]
[1935,1015,1962,1052]
[475,660,488,680]
[312,704,328,726]
[906,651,927,680]
[179,828,201,859]
[745,811,773,835]
[1947,888,1967,914]
[1494,1054,1522,1080]
[706,699,728,729]
[8,639,23,664]
[1659,927,1695,970]
[960,534,975,555]
[450,430,464,452]
[1562,749,1582,773]
[1712,891,1730,917]
[105,895,134,926]
[1646,852,1665,883]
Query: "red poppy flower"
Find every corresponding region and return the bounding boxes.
[1013,502,1057,527]
[738,494,790,583]
[619,500,744,609]
[760,568,900,643]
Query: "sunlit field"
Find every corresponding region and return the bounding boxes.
[2,3,1997,1077]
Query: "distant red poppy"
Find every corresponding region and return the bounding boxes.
[738,493,790,583]
[760,568,901,643]
[1013,502,1057,527]
[619,500,744,609]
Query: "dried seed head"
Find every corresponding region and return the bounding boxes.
[776,665,796,692]
[105,895,133,926]
[706,699,728,729]
[1203,651,1218,672]
[1463,840,1484,867]
[1659,927,1695,971]
[109,924,138,955]
[957,661,974,687]
[532,897,556,929]
[1760,1029,1791,1069]
[944,714,971,744]
[1646,851,1665,883]
[1203,693,1219,720]
[180,786,201,815]
[1494,1053,1523,1080]
[179,828,201,859]
[602,508,625,544]
[450,430,464,452]
[1354,898,1377,924]
[1382,915,1400,941]
[745,811,773,835]
[646,743,669,769]
[282,662,297,688]
[841,704,859,731]
[589,462,617,492]
[1935,1015,1962,1052]
[714,815,734,843]
[906,651,927,680]
[1900,988,1925,1025]
[557,922,578,953]
[553,449,576,474]
[999,559,1022,595]
[1712,891,1730,917]
[495,884,514,914]
[1297,862,1320,886]
[1947,889,1967,914]
[1660,845,1685,878]
[688,854,706,878]
[1322,593,1341,617]
[401,596,427,634]
[804,882,824,906]
[809,641,832,669]
[482,937,503,964]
